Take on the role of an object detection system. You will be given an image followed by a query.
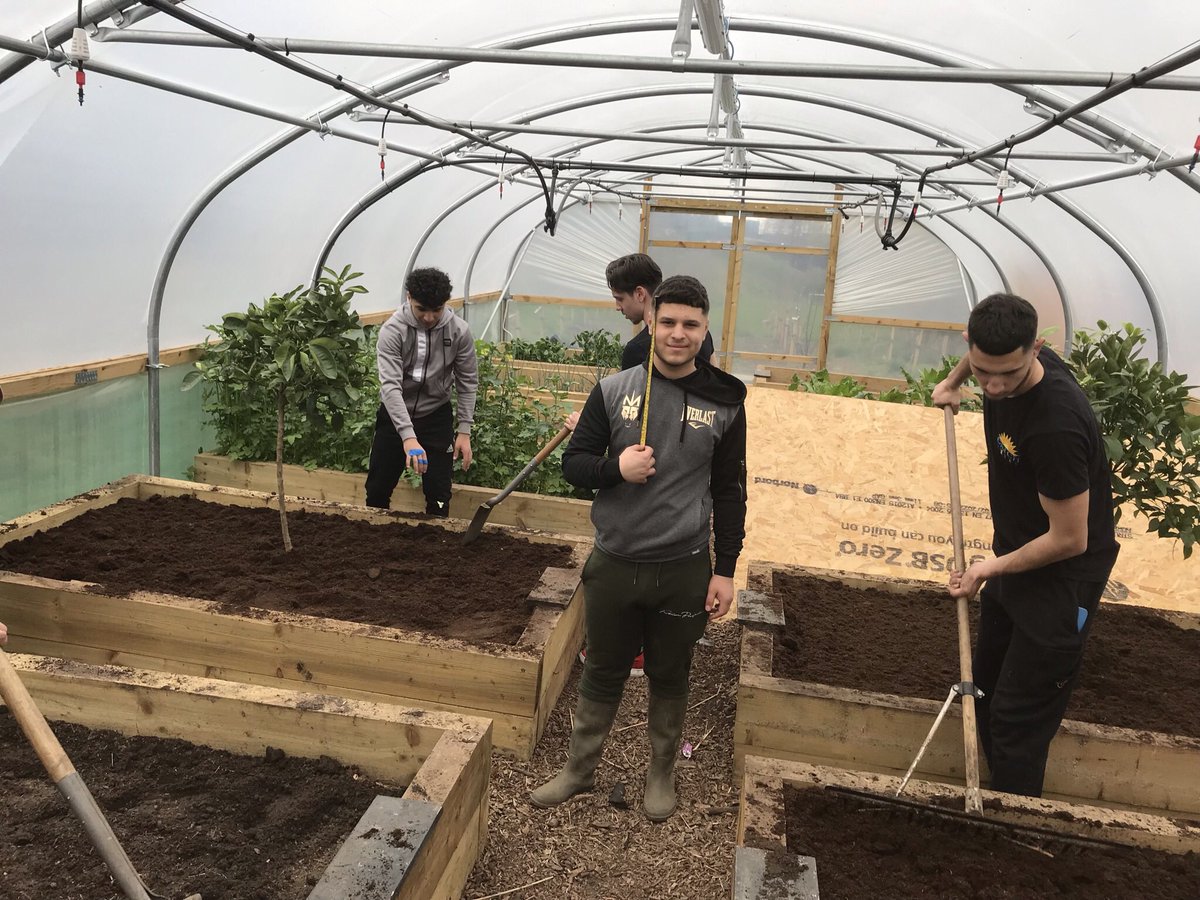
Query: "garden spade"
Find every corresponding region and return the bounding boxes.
[0,647,202,900]
[461,425,572,545]
[895,407,983,814]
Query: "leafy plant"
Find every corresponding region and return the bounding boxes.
[898,357,983,413]
[573,329,624,369]
[788,369,870,398]
[507,335,570,363]
[1068,321,1200,557]
[184,265,371,551]
[458,341,579,498]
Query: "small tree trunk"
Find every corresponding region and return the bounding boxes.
[276,387,292,553]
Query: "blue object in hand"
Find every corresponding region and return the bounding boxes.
[1076,606,1089,632]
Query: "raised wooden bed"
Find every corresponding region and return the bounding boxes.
[0,475,588,759]
[4,652,491,900]
[510,358,614,395]
[736,755,1200,899]
[193,452,594,537]
[734,561,1200,816]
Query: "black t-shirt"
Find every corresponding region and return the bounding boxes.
[984,346,1119,580]
[621,326,716,371]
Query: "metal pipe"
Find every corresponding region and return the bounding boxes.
[89,27,1200,90]
[362,116,1131,163]
[0,0,146,84]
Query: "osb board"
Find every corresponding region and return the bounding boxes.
[743,389,1197,614]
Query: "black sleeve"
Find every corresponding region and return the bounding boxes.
[710,405,748,576]
[562,385,625,490]
[699,330,715,364]
[621,328,649,370]
[1026,428,1091,500]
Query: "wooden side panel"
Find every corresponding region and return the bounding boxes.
[528,583,586,753]
[0,477,141,547]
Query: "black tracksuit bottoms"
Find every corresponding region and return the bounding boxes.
[973,570,1105,797]
[364,401,454,516]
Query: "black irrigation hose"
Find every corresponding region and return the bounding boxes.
[140,0,559,234]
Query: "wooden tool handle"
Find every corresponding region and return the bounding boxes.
[531,425,572,466]
[944,406,983,813]
[0,648,77,783]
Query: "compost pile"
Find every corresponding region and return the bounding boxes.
[770,572,1200,738]
[0,495,573,644]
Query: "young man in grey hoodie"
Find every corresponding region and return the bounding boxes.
[365,267,478,516]
[531,274,747,821]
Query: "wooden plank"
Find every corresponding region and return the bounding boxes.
[526,567,581,609]
[0,346,203,402]
[529,582,586,748]
[647,239,728,250]
[0,476,142,546]
[817,204,842,370]
[831,314,964,332]
[507,294,615,309]
[741,756,1200,855]
[743,245,827,255]
[652,198,830,216]
[735,590,784,631]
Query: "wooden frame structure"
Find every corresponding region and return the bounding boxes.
[193,453,594,537]
[734,561,1200,816]
[735,755,1200,899]
[0,475,589,759]
[5,653,492,900]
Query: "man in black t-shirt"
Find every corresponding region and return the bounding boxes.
[607,254,715,371]
[933,293,1118,798]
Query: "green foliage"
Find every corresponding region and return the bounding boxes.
[898,357,983,413]
[457,341,579,498]
[788,369,870,398]
[184,266,377,473]
[1069,321,1200,557]
[507,335,570,363]
[573,329,624,369]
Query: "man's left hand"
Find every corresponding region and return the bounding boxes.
[454,434,473,471]
[705,575,735,621]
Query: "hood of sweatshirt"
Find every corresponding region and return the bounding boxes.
[394,301,455,332]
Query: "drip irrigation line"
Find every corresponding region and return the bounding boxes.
[138,0,560,234]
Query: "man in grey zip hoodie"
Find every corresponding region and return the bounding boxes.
[365,267,478,516]
[531,275,747,821]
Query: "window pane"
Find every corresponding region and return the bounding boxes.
[743,215,831,248]
[825,321,960,379]
[733,251,828,358]
[648,210,734,243]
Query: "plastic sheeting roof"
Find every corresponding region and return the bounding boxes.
[2,2,1198,378]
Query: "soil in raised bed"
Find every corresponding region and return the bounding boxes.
[770,572,1200,739]
[783,783,1200,899]
[0,495,573,645]
[0,705,398,900]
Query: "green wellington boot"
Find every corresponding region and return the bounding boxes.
[530,696,620,808]
[644,692,689,821]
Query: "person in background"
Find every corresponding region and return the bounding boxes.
[532,275,747,821]
[365,267,478,516]
[0,621,7,645]
[934,292,1119,797]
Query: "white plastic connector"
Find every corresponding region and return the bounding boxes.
[377,138,387,157]
[996,170,1012,190]
[68,26,90,63]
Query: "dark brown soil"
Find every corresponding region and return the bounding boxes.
[771,573,1200,738]
[0,708,397,900]
[783,783,1200,899]
[0,496,573,645]
[464,620,742,899]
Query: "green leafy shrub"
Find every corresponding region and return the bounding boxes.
[788,369,870,398]
[1069,321,1200,557]
[573,329,624,369]
[898,358,983,413]
[507,335,570,363]
[184,265,371,550]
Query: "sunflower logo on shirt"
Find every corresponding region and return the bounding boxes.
[996,432,1019,464]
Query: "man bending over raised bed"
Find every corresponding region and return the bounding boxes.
[934,293,1119,798]
[366,267,478,516]
[532,274,747,821]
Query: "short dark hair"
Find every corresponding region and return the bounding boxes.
[653,274,710,314]
[968,293,1038,355]
[405,267,452,308]
[605,253,662,295]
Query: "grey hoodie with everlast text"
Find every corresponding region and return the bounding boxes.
[376,303,478,441]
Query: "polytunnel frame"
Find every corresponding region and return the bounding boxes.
[6,12,1182,467]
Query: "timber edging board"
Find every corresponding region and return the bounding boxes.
[0,475,589,759]
[5,653,492,900]
[193,452,595,538]
[735,755,1200,898]
[733,560,1200,816]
